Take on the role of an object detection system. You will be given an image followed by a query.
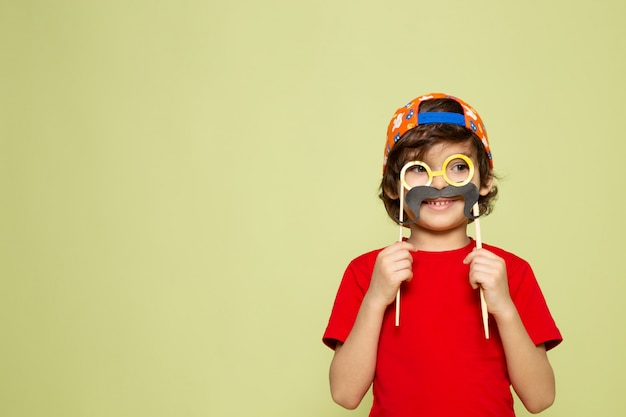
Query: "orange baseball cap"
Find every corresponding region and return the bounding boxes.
[383,93,493,173]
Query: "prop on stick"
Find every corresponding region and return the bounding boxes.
[395,154,488,338]
[473,203,489,339]
[395,183,404,326]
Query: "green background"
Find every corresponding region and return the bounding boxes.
[2,0,624,416]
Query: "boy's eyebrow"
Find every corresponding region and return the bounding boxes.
[405,151,420,161]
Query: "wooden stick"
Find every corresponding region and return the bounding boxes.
[395,183,404,327]
[473,203,489,339]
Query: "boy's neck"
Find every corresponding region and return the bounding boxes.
[406,228,471,252]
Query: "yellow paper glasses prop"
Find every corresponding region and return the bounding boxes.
[400,153,474,190]
[395,153,489,338]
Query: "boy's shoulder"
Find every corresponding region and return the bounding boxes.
[349,247,385,267]
[483,242,532,269]
[342,246,388,278]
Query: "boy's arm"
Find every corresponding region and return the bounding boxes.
[329,241,416,410]
[464,248,556,413]
[329,294,386,409]
[494,310,555,413]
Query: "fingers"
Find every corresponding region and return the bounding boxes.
[463,249,513,315]
[384,240,418,255]
[369,241,417,305]
[463,248,507,289]
[380,241,417,278]
[463,247,501,265]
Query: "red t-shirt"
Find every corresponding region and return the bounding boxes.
[323,240,562,417]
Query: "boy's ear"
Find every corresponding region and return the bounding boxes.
[383,181,400,200]
[479,173,494,196]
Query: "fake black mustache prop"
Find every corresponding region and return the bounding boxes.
[402,183,480,223]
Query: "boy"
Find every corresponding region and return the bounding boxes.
[323,93,562,416]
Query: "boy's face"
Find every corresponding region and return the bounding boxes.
[400,141,492,232]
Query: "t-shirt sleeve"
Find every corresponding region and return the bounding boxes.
[508,259,563,351]
[322,256,371,350]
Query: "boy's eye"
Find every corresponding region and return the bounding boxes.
[401,162,431,188]
[445,159,473,184]
[449,162,469,172]
[411,165,428,173]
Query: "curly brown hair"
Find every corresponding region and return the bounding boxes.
[379,98,498,225]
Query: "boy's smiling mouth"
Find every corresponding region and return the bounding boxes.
[423,198,457,207]
[403,183,480,222]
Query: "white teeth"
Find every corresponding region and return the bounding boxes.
[427,201,451,206]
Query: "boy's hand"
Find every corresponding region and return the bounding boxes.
[366,241,417,308]
[463,248,514,316]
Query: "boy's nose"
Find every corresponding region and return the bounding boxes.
[431,174,447,190]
